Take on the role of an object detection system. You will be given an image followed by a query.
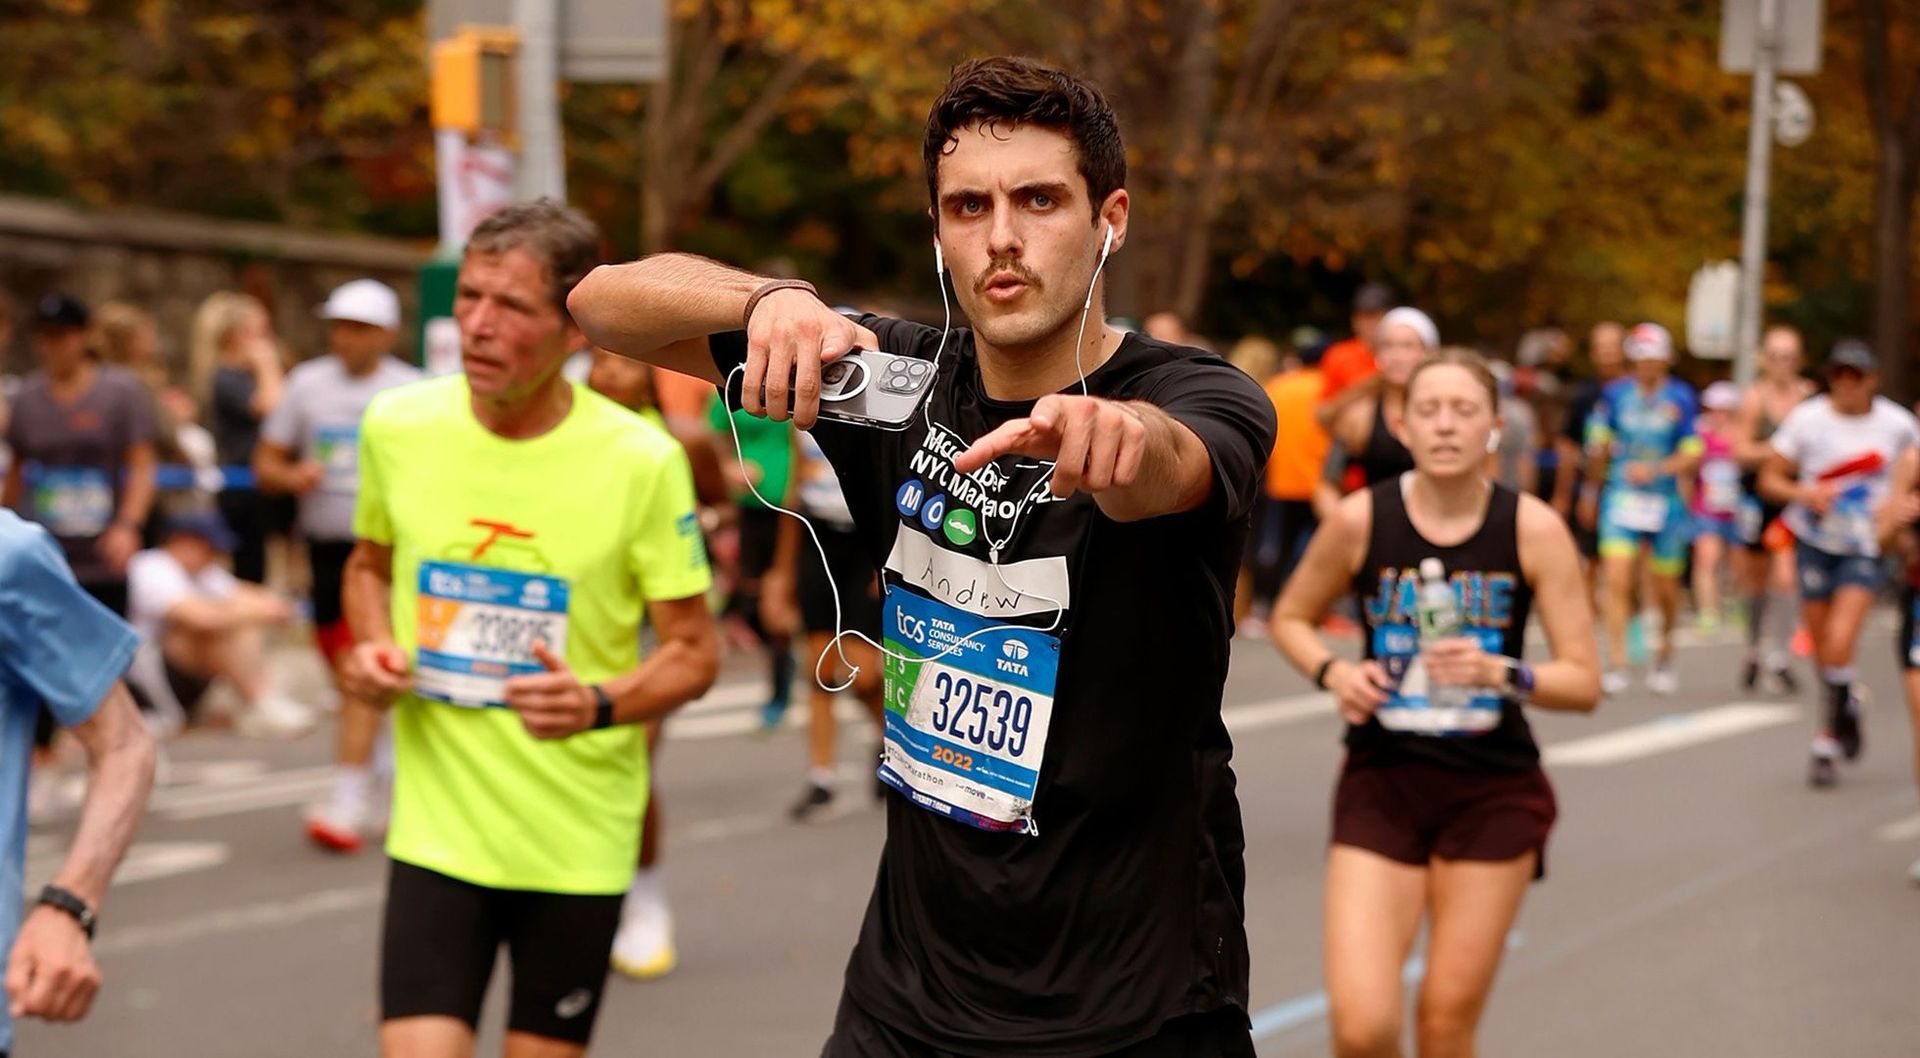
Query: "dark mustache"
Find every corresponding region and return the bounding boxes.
[974,259,1041,294]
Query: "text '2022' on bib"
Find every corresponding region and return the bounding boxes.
[875,530,1070,835]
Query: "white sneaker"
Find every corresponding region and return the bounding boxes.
[1601,669,1631,697]
[304,797,368,854]
[1646,666,1679,696]
[611,883,677,980]
[235,694,316,739]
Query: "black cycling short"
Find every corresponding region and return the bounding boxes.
[1900,582,1920,672]
[801,524,880,635]
[822,993,1254,1058]
[307,537,355,628]
[738,506,782,581]
[380,859,623,1046]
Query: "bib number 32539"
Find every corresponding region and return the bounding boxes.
[414,560,569,709]
[878,585,1059,835]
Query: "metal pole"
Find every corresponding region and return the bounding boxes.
[514,0,567,201]
[1734,0,1780,387]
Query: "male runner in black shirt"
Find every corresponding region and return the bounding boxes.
[572,56,1274,1058]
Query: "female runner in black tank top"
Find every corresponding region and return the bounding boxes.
[1271,349,1600,1058]
[1319,309,1429,502]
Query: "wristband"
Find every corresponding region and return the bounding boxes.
[590,684,615,730]
[742,279,820,329]
[36,885,95,940]
[1312,657,1337,690]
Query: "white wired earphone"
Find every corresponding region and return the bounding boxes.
[720,220,1117,692]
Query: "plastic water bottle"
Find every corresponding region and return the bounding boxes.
[1416,558,1471,711]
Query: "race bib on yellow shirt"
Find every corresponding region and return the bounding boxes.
[414,560,570,708]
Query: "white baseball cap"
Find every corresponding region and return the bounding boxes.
[318,279,401,330]
[1623,322,1674,361]
[1702,380,1741,410]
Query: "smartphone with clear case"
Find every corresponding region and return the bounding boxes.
[809,349,934,431]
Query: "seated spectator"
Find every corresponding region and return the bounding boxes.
[125,510,313,738]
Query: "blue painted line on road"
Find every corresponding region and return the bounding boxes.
[1247,931,1522,1041]
[1249,954,1426,1040]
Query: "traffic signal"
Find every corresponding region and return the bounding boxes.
[431,27,520,142]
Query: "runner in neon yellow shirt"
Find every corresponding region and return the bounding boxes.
[339,201,719,1058]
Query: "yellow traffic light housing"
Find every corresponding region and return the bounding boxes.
[431,27,520,142]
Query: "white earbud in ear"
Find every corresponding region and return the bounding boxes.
[1486,428,1503,454]
[933,239,944,275]
[1100,223,1114,261]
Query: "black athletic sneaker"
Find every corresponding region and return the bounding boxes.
[1772,665,1799,695]
[1808,752,1838,789]
[1741,657,1760,691]
[789,782,834,821]
[1834,691,1864,761]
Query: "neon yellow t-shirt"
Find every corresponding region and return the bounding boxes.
[355,375,711,894]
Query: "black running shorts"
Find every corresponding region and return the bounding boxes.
[800,524,880,635]
[380,859,623,1045]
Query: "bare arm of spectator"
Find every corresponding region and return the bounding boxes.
[7,682,156,1023]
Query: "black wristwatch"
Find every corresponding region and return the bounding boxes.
[36,885,95,940]
[590,684,616,730]
[1500,657,1537,700]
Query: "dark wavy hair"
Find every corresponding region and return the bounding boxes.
[466,198,604,317]
[923,57,1126,220]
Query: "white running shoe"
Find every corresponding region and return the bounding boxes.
[610,885,677,980]
[1601,669,1631,697]
[1646,666,1679,696]
[304,798,368,854]
[305,768,374,854]
[235,694,317,740]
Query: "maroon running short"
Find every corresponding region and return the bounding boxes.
[1331,756,1557,880]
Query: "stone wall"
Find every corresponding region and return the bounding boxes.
[0,195,430,391]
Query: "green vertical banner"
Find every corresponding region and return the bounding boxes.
[416,251,462,373]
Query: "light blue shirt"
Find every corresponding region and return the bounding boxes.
[0,509,138,1051]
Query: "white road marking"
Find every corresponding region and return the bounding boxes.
[1223,693,1336,735]
[27,840,230,892]
[157,759,271,787]
[1542,703,1799,767]
[151,765,336,821]
[93,884,384,956]
[1875,812,1920,843]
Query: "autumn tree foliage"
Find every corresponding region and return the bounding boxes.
[3,0,1916,375]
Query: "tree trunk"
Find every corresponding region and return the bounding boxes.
[1870,144,1914,403]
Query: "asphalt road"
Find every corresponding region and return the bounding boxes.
[19,613,1920,1057]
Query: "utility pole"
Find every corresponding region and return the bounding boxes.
[1733,0,1780,387]
[514,0,566,201]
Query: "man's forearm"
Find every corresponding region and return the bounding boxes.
[56,685,156,909]
[601,634,720,725]
[571,254,770,369]
[252,447,299,495]
[343,552,395,643]
[1094,403,1213,523]
[118,448,156,526]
